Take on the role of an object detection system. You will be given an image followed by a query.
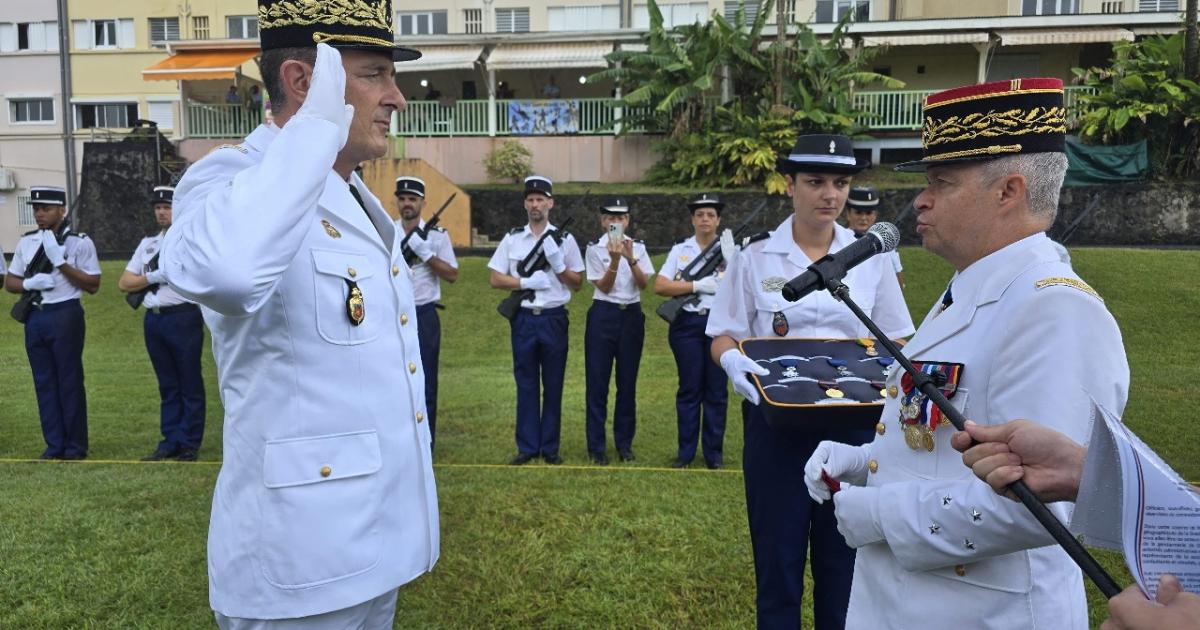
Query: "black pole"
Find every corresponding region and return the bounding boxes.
[825,279,1123,599]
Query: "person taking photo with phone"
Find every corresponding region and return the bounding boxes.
[583,198,654,465]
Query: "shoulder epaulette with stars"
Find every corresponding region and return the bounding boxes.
[740,231,770,249]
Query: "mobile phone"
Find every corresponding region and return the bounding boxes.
[608,223,624,242]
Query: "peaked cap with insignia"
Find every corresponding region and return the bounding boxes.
[776,134,870,175]
[152,186,174,205]
[30,185,67,206]
[601,198,629,214]
[846,186,878,211]
[895,77,1067,172]
[524,175,553,198]
[687,192,724,213]
[257,0,421,62]
[395,176,425,197]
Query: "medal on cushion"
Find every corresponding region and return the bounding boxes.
[772,311,789,336]
[345,279,365,326]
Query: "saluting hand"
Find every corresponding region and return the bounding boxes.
[294,43,354,150]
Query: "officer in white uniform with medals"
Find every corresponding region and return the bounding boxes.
[708,135,914,629]
[4,185,101,460]
[159,3,438,627]
[583,198,654,465]
[488,175,585,465]
[654,193,731,469]
[395,176,458,449]
[119,186,206,462]
[804,79,1130,630]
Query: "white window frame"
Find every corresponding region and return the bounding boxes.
[398,11,433,35]
[192,15,210,39]
[547,5,621,31]
[226,15,258,39]
[1138,0,1178,9]
[464,8,483,34]
[146,98,178,131]
[72,18,133,50]
[8,97,57,125]
[94,19,118,48]
[633,3,710,28]
[74,101,139,129]
[148,17,180,44]
[1023,0,1079,14]
[495,7,531,33]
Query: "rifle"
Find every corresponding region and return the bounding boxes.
[125,251,160,310]
[11,218,71,323]
[655,200,767,324]
[400,193,457,268]
[497,215,576,321]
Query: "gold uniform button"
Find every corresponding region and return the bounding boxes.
[319,466,332,478]
[416,411,425,423]
[400,313,409,325]
[954,564,966,577]
[875,422,886,435]
[408,362,417,374]
[888,385,899,398]
[347,267,358,278]
[392,265,400,277]
[868,459,879,474]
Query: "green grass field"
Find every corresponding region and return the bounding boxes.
[2,247,1197,628]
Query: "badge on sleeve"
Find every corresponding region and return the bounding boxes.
[345,280,365,326]
[772,311,789,336]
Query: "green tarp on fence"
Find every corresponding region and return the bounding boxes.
[1064,136,1148,186]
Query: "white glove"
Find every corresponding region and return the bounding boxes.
[142,292,161,310]
[804,440,870,504]
[144,269,167,285]
[718,348,769,405]
[407,232,434,262]
[692,275,718,295]
[40,230,66,267]
[519,270,552,291]
[293,43,353,150]
[719,229,736,266]
[833,485,885,548]
[22,273,55,291]
[541,237,566,274]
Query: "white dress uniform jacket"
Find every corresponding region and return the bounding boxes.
[658,236,727,313]
[125,232,192,308]
[838,233,1129,630]
[707,218,914,341]
[585,234,654,305]
[8,229,100,304]
[488,224,584,309]
[161,120,439,620]
[406,220,457,306]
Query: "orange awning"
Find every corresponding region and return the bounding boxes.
[142,49,259,81]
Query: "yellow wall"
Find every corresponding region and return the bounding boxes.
[870,44,982,89]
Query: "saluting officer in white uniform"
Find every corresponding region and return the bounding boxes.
[707,135,914,629]
[4,185,101,461]
[395,176,458,449]
[118,185,207,462]
[804,79,1130,630]
[488,175,585,465]
[583,198,654,465]
[159,4,438,627]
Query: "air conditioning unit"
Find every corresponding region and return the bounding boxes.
[0,168,16,191]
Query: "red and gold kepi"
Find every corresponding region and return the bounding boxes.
[895,77,1067,172]
[257,0,421,62]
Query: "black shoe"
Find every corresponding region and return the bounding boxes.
[509,453,537,466]
[618,448,635,462]
[705,455,723,470]
[589,452,609,466]
[61,453,87,461]
[39,451,63,461]
[670,457,691,469]
[543,453,563,465]
[174,449,198,462]
[141,448,177,461]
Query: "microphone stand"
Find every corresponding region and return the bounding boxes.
[822,276,1122,598]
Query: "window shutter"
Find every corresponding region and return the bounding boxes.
[72,20,91,49]
[118,18,135,48]
[0,23,16,52]
[45,22,59,51]
[147,101,175,130]
[432,11,448,34]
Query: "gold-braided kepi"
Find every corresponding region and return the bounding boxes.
[257,0,420,62]
[894,77,1067,172]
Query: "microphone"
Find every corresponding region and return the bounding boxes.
[781,222,900,302]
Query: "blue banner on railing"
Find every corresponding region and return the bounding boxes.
[507,100,580,135]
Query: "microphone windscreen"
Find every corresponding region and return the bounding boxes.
[868,222,900,253]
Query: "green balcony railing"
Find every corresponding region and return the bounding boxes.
[183,86,1102,139]
[186,102,264,139]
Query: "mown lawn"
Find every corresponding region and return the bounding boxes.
[1,246,1195,628]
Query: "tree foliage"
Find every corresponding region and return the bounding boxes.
[1072,32,1200,179]
[590,0,902,190]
